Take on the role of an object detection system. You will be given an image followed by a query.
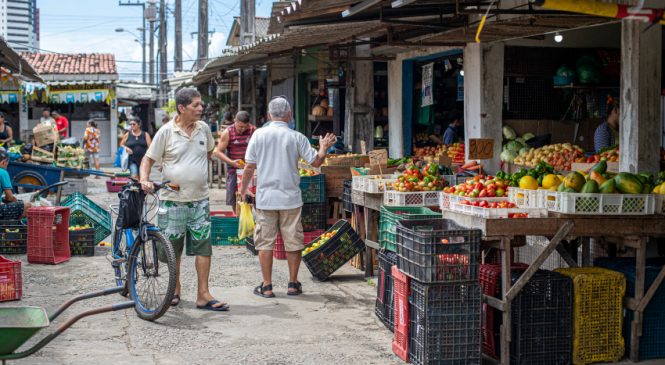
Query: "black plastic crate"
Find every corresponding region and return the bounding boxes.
[375,249,398,332]
[396,219,481,283]
[0,220,27,255]
[510,270,573,365]
[408,281,482,365]
[244,237,258,256]
[300,174,326,204]
[301,203,327,232]
[302,220,364,281]
[69,228,95,257]
[342,179,353,212]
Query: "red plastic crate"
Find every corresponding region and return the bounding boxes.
[273,231,326,259]
[0,256,21,302]
[392,265,410,362]
[27,207,71,265]
[303,230,325,246]
[106,178,130,193]
[479,263,529,358]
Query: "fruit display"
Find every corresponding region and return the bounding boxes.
[500,126,535,163]
[496,161,558,188]
[580,145,619,163]
[302,230,338,256]
[414,145,448,158]
[69,225,94,256]
[512,143,584,171]
[443,174,509,198]
[459,200,516,208]
[68,225,92,231]
[447,143,465,164]
[391,162,448,192]
[299,168,318,177]
[555,161,653,194]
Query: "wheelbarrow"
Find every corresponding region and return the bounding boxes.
[0,286,134,364]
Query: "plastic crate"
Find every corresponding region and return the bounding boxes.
[408,281,482,365]
[375,250,398,332]
[544,191,656,215]
[273,237,286,260]
[300,174,326,203]
[303,230,325,246]
[27,207,71,265]
[69,228,95,257]
[555,267,625,365]
[301,203,327,232]
[450,203,546,219]
[440,193,508,210]
[656,194,665,214]
[210,211,240,246]
[384,190,441,207]
[0,255,21,302]
[392,265,410,362]
[395,219,481,283]
[379,206,440,253]
[342,180,353,212]
[106,178,130,193]
[351,190,365,206]
[0,220,27,255]
[508,187,547,208]
[244,237,258,256]
[302,220,364,281]
[595,257,665,360]
[61,192,112,245]
[61,177,88,196]
[352,174,395,193]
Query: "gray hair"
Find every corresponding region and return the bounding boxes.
[235,111,250,123]
[268,97,291,120]
[175,88,201,114]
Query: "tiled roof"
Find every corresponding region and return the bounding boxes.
[18,53,117,75]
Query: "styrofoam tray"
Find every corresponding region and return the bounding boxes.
[384,190,441,207]
[543,191,656,215]
[450,202,547,219]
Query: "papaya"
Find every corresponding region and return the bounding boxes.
[557,182,566,192]
[589,160,607,174]
[638,173,654,185]
[599,179,617,194]
[641,183,653,194]
[581,180,599,194]
[564,188,578,193]
[564,171,586,192]
[589,171,607,185]
[614,172,644,194]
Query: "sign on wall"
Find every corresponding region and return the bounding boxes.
[421,63,434,107]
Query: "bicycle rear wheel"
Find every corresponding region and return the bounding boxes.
[128,230,176,321]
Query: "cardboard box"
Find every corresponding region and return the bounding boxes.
[33,124,59,147]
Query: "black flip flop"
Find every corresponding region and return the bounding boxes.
[287,281,303,296]
[171,294,181,307]
[254,283,275,298]
[196,300,229,311]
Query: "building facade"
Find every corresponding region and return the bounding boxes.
[0,0,39,52]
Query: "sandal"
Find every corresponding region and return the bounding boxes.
[287,281,303,296]
[171,294,181,307]
[253,283,275,298]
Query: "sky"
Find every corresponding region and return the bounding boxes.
[38,0,273,81]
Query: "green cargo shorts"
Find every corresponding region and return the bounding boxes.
[157,199,212,257]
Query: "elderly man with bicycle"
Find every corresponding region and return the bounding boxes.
[140,88,228,311]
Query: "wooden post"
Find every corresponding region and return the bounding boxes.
[463,43,504,173]
[630,237,647,361]
[500,236,512,365]
[620,20,662,174]
[344,44,374,152]
[387,58,403,158]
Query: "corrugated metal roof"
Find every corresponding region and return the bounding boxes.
[0,36,42,82]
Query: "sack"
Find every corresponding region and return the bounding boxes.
[120,147,129,171]
[238,202,255,240]
[116,186,145,229]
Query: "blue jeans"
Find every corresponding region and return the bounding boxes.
[129,161,139,176]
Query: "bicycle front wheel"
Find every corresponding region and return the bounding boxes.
[128,230,176,321]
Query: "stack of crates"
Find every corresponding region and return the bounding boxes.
[555,267,626,365]
[60,192,111,245]
[300,174,327,232]
[379,206,439,253]
[375,249,398,331]
[393,218,482,365]
[595,257,665,360]
[342,179,353,213]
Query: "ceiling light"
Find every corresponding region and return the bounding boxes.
[554,32,563,43]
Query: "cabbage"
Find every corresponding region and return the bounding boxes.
[519,147,530,156]
[503,126,517,140]
[522,133,535,141]
[515,137,526,147]
[500,150,517,163]
[505,141,522,153]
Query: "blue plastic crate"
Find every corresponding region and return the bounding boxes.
[210,211,240,246]
[61,192,111,244]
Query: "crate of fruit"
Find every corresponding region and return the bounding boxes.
[61,192,111,245]
[302,220,364,281]
[299,173,326,204]
[0,220,27,255]
[0,255,21,302]
[439,193,507,210]
[450,202,547,219]
[508,187,547,208]
[210,211,240,245]
[379,206,440,252]
[384,191,441,207]
[543,191,656,215]
[396,219,481,283]
[69,227,95,256]
[352,174,395,194]
[301,203,327,231]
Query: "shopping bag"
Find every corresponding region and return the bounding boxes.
[238,202,255,240]
[114,146,123,168]
[120,147,129,171]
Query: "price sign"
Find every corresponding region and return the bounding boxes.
[468,138,494,160]
[360,141,367,155]
[368,149,388,166]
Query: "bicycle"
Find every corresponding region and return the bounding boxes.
[108,179,177,321]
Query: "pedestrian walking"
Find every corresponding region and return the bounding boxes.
[239,97,336,298]
[120,117,152,179]
[83,120,101,172]
[214,111,255,213]
[140,88,228,311]
[0,112,14,146]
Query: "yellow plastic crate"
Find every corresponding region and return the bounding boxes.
[555,267,626,365]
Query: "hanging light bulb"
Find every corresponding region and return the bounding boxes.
[554,32,563,43]
[460,70,465,76]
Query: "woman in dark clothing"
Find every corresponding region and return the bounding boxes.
[0,112,13,146]
[120,117,152,178]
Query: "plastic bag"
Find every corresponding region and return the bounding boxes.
[116,186,145,229]
[238,202,255,240]
[120,147,129,171]
[114,146,123,168]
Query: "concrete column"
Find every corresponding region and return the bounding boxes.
[387,59,403,158]
[19,94,28,135]
[620,20,661,174]
[463,43,504,173]
[344,44,374,152]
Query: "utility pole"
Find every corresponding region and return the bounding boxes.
[174,0,182,72]
[240,0,255,46]
[197,0,208,70]
[146,0,157,85]
[118,0,147,83]
[239,0,256,122]
[158,0,167,105]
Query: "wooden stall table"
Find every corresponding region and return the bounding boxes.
[442,210,665,364]
[351,190,383,277]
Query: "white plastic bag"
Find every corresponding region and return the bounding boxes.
[120,147,129,171]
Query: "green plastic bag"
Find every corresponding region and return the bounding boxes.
[238,202,255,240]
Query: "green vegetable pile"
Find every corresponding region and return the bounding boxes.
[496,161,554,187]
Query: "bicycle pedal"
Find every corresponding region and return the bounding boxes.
[111,258,126,268]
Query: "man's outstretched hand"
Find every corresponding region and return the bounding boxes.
[319,133,336,152]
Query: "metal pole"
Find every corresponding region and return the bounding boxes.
[175,0,182,72]
[142,24,146,83]
[197,0,208,70]
[149,20,155,84]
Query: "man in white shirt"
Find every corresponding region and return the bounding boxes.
[240,97,335,298]
[39,108,55,126]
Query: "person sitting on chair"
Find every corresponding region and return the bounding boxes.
[0,149,30,219]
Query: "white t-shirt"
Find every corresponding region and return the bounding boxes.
[145,119,215,202]
[245,121,318,210]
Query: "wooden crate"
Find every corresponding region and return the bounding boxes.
[321,165,351,198]
[30,146,54,163]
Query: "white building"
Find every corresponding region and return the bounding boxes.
[0,0,38,52]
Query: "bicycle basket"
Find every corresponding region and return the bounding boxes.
[116,185,145,229]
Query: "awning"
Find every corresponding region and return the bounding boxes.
[0,37,42,82]
[116,83,156,101]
